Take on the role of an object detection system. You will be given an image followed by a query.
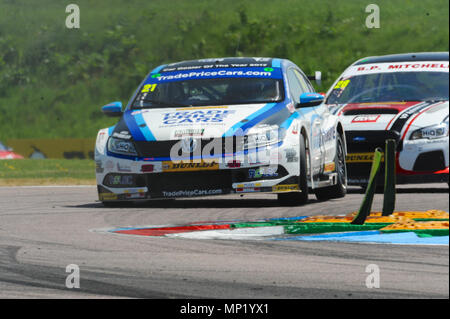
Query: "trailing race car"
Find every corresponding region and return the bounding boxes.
[95,57,347,206]
[326,52,449,186]
[0,141,23,159]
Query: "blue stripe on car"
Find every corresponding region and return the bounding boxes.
[123,111,146,141]
[134,113,156,141]
[271,59,281,68]
[224,103,281,137]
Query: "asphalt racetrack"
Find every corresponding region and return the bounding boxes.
[0,184,448,299]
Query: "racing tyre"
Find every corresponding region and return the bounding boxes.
[277,134,309,206]
[315,133,347,201]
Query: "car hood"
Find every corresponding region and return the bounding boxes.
[335,101,449,132]
[117,103,291,141]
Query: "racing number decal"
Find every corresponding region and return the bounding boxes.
[141,84,157,93]
[333,79,350,89]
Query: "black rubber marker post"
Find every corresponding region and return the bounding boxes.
[382,139,396,216]
[351,147,383,225]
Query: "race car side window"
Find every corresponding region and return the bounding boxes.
[287,68,305,103]
[293,69,314,92]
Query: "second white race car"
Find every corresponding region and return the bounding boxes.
[326,52,449,186]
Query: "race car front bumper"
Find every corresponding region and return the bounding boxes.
[95,141,304,201]
[345,131,449,185]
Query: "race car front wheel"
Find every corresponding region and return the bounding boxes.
[315,133,347,201]
[277,134,309,206]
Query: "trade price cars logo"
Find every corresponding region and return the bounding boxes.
[162,109,236,125]
[153,69,274,82]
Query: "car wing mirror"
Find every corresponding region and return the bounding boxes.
[102,101,123,117]
[296,93,324,108]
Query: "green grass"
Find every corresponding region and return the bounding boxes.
[0,159,95,184]
[0,0,448,141]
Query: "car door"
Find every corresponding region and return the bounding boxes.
[295,69,336,168]
[286,67,323,180]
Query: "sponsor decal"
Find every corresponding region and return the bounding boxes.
[236,187,260,193]
[106,174,134,186]
[346,152,385,163]
[352,115,381,123]
[322,127,336,144]
[153,68,276,82]
[162,160,219,172]
[272,184,299,192]
[324,162,336,173]
[248,167,279,178]
[162,109,236,125]
[112,131,132,140]
[389,101,434,132]
[236,182,262,188]
[284,148,299,163]
[161,60,273,72]
[99,193,118,201]
[162,189,222,197]
[355,62,449,73]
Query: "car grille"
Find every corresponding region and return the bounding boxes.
[345,130,402,153]
[413,151,446,172]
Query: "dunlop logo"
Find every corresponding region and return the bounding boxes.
[346,153,385,163]
[163,161,219,172]
[272,184,299,192]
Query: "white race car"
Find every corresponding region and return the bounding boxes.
[95,57,347,206]
[326,52,449,186]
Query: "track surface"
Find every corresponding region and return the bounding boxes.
[0,184,448,298]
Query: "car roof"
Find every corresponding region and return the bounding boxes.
[158,57,285,73]
[354,52,449,65]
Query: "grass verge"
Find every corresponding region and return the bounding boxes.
[0,159,96,186]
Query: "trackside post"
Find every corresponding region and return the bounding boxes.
[351,148,383,225]
[382,139,396,216]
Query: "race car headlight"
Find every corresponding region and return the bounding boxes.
[244,125,283,150]
[410,121,449,140]
[107,137,138,156]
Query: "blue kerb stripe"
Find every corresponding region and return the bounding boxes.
[272,59,281,68]
[134,113,156,141]
[268,215,308,221]
[123,111,146,141]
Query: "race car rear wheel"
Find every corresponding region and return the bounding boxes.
[277,134,309,206]
[315,133,347,201]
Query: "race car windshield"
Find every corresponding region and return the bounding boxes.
[326,71,449,104]
[132,78,284,108]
